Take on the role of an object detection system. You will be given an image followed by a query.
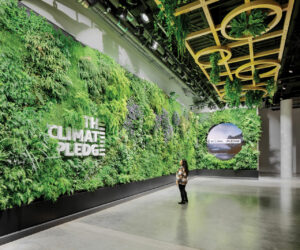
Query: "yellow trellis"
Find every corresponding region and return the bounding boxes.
[155,0,295,101]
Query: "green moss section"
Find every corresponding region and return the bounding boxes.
[0,1,261,210]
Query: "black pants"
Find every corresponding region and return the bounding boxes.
[179,184,188,202]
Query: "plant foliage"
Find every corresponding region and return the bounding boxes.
[254,69,260,84]
[266,77,276,98]
[229,9,268,38]
[0,1,261,211]
[156,0,190,56]
[224,77,242,108]
[245,90,264,109]
[196,109,261,171]
[209,53,221,84]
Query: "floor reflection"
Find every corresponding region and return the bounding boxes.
[2,177,300,250]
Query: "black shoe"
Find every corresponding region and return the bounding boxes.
[178,201,186,204]
[185,200,188,203]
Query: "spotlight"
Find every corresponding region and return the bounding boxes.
[77,0,89,8]
[140,13,150,24]
[282,86,286,90]
[104,6,112,14]
[134,26,144,36]
[162,55,168,62]
[102,0,112,14]
[289,69,293,74]
[77,0,98,8]
[151,40,159,50]
[117,7,128,21]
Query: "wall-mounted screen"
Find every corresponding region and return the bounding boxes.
[207,123,243,160]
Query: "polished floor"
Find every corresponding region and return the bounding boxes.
[2,177,300,250]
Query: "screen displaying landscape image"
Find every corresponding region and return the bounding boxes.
[207,123,243,160]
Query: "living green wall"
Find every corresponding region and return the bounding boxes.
[0,1,261,211]
[196,109,261,170]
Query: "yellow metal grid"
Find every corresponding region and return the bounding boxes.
[156,0,295,102]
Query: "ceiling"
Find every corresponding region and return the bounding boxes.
[81,0,300,109]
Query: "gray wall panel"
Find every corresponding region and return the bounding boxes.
[259,108,300,175]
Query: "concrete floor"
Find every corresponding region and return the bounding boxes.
[2,177,300,250]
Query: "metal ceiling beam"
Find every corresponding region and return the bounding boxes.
[199,0,234,82]
[219,63,275,77]
[156,0,295,103]
[227,29,283,48]
[185,5,287,41]
[203,48,280,68]
[174,0,219,16]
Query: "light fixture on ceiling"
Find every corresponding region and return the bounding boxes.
[77,0,89,8]
[289,69,293,74]
[282,86,286,90]
[134,26,144,36]
[140,13,150,24]
[105,6,112,14]
[102,0,112,14]
[77,0,98,8]
[104,5,112,14]
[151,40,159,50]
[118,7,128,21]
[161,55,168,62]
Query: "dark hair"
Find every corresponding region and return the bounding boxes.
[182,159,189,176]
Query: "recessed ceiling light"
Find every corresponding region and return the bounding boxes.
[289,69,293,73]
[140,13,150,24]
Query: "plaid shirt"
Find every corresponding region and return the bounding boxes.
[176,166,188,185]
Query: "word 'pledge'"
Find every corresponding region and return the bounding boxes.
[47,116,105,157]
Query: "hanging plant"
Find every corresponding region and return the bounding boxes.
[229,9,268,38]
[245,90,264,109]
[224,77,242,108]
[254,68,260,84]
[156,0,190,57]
[266,77,277,103]
[209,52,220,84]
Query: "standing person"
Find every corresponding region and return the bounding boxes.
[176,159,189,204]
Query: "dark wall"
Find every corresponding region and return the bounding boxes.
[259,108,300,175]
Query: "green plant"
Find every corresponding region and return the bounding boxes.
[156,0,190,56]
[245,90,264,108]
[209,53,221,84]
[224,77,242,108]
[266,77,277,99]
[254,69,260,84]
[195,109,261,171]
[229,9,268,38]
[0,0,261,211]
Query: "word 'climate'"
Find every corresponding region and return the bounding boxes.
[47,116,105,157]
